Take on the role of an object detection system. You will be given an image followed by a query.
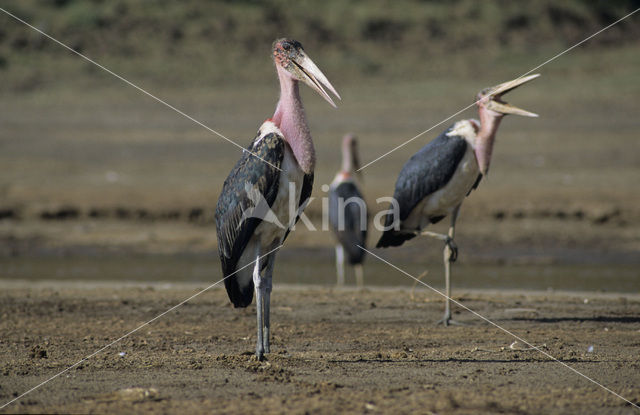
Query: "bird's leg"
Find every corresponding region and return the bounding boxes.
[355,263,364,289]
[417,228,459,325]
[335,245,345,287]
[439,242,455,326]
[436,205,464,326]
[418,231,458,262]
[252,250,265,360]
[263,254,276,354]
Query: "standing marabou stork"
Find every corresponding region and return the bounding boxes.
[215,39,340,360]
[329,134,367,287]
[376,75,539,326]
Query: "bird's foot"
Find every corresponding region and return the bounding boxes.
[256,343,265,361]
[419,231,458,262]
[445,237,458,262]
[256,338,270,359]
[435,313,466,327]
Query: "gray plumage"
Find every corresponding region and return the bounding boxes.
[329,181,367,264]
[377,124,481,248]
[215,130,312,307]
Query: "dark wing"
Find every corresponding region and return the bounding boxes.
[283,172,314,241]
[377,125,469,248]
[215,131,285,306]
[394,127,469,221]
[329,181,367,264]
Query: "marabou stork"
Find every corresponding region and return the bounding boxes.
[328,134,367,287]
[215,39,340,359]
[376,75,539,326]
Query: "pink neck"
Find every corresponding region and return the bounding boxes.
[474,106,503,175]
[272,66,315,173]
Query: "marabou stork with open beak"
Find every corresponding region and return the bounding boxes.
[329,134,367,287]
[215,39,340,359]
[376,74,539,326]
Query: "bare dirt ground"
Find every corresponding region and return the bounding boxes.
[1,282,639,414]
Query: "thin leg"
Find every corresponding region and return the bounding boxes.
[437,205,463,326]
[252,250,265,359]
[335,245,345,287]
[263,253,275,354]
[354,263,364,289]
[419,231,458,260]
[439,242,454,326]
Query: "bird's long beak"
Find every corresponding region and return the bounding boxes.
[485,74,540,117]
[292,51,341,108]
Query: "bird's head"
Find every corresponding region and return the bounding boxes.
[476,74,540,118]
[272,38,341,108]
[474,74,540,176]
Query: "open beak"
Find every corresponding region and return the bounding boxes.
[292,51,341,108]
[485,74,540,117]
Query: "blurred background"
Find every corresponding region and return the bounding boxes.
[0,0,638,290]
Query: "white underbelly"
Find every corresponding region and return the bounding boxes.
[253,147,304,248]
[404,145,479,230]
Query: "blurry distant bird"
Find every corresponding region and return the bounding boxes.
[329,134,367,287]
[377,75,539,325]
[215,39,340,360]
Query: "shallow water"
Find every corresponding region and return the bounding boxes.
[1,252,638,293]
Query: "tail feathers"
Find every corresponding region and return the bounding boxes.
[224,276,254,308]
[376,230,416,248]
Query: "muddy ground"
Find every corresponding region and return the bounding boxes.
[1,282,639,414]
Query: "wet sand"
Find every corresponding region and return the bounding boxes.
[1,281,639,414]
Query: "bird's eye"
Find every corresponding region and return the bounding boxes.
[283,43,292,51]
